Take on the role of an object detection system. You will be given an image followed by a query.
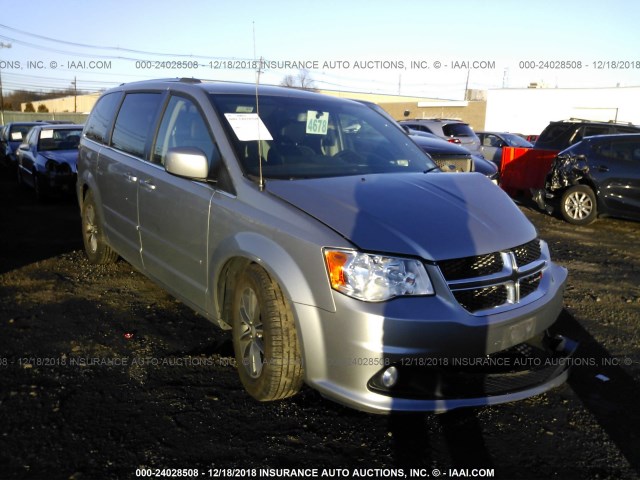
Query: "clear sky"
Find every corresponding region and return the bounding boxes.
[1,0,639,99]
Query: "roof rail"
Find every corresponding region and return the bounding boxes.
[566,117,634,125]
[407,117,465,122]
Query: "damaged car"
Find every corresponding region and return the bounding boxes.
[77,78,575,413]
[535,134,640,225]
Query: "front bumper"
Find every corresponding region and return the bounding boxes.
[42,171,77,193]
[295,261,571,414]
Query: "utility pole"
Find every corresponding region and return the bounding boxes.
[0,42,12,125]
[71,76,77,113]
[464,69,470,100]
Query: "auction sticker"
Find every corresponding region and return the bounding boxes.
[224,113,273,141]
[306,110,329,135]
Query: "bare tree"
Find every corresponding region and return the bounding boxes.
[280,69,317,91]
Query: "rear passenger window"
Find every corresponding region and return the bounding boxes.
[598,140,639,161]
[112,93,164,158]
[580,125,610,142]
[84,92,121,144]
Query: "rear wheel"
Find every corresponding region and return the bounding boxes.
[81,190,118,264]
[560,185,597,225]
[231,263,303,401]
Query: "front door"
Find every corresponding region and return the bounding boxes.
[137,95,216,309]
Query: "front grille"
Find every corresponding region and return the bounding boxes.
[520,272,542,299]
[513,239,542,266]
[431,155,473,173]
[438,239,545,314]
[453,285,508,312]
[439,252,502,280]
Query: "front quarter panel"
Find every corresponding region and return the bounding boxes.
[206,185,344,326]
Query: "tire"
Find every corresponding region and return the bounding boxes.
[231,263,304,401]
[560,185,597,225]
[81,190,118,264]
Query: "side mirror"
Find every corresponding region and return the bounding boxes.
[165,147,210,180]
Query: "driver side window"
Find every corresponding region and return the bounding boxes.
[153,96,216,168]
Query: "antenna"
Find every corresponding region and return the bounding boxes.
[253,22,265,191]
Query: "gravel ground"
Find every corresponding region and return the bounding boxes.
[0,165,638,480]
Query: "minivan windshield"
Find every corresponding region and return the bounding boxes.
[209,94,436,179]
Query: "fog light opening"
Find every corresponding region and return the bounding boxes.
[382,366,398,388]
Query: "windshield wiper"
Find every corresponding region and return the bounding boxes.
[423,166,440,173]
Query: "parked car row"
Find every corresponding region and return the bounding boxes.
[394,115,639,226]
[365,113,639,225]
[356,103,499,182]
[0,121,81,200]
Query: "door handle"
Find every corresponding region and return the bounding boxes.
[124,173,138,183]
[139,179,156,191]
[597,165,610,172]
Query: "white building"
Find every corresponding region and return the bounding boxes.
[485,86,640,135]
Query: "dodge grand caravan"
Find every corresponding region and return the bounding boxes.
[77,78,574,413]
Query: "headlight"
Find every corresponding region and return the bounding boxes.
[323,248,434,302]
[45,159,59,172]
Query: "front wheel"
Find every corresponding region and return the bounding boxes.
[81,190,118,264]
[231,264,304,401]
[560,185,597,225]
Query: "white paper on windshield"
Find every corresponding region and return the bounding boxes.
[40,129,54,139]
[224,113,273,141]
[306,111,329,135]
[11,132,23,141]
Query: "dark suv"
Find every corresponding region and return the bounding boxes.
[536,134,640,224]
[534,118,640,151]
[398,118,484,157]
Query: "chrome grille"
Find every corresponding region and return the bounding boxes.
[439,239,545,314]
[439,252,502,280]
[453,285,508,312]
[520,272,542,299]
[513,239,542,266]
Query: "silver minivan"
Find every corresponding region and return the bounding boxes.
[77,78,574,413]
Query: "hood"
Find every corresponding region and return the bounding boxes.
[410,134,470,156]
[472,155,499,177]
[266,172,536,261]
[41,150,79,169]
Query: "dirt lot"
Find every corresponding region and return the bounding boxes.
[0,164,639,480]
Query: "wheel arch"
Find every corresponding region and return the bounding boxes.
[210,232,335,329]
[571,178,603,213]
